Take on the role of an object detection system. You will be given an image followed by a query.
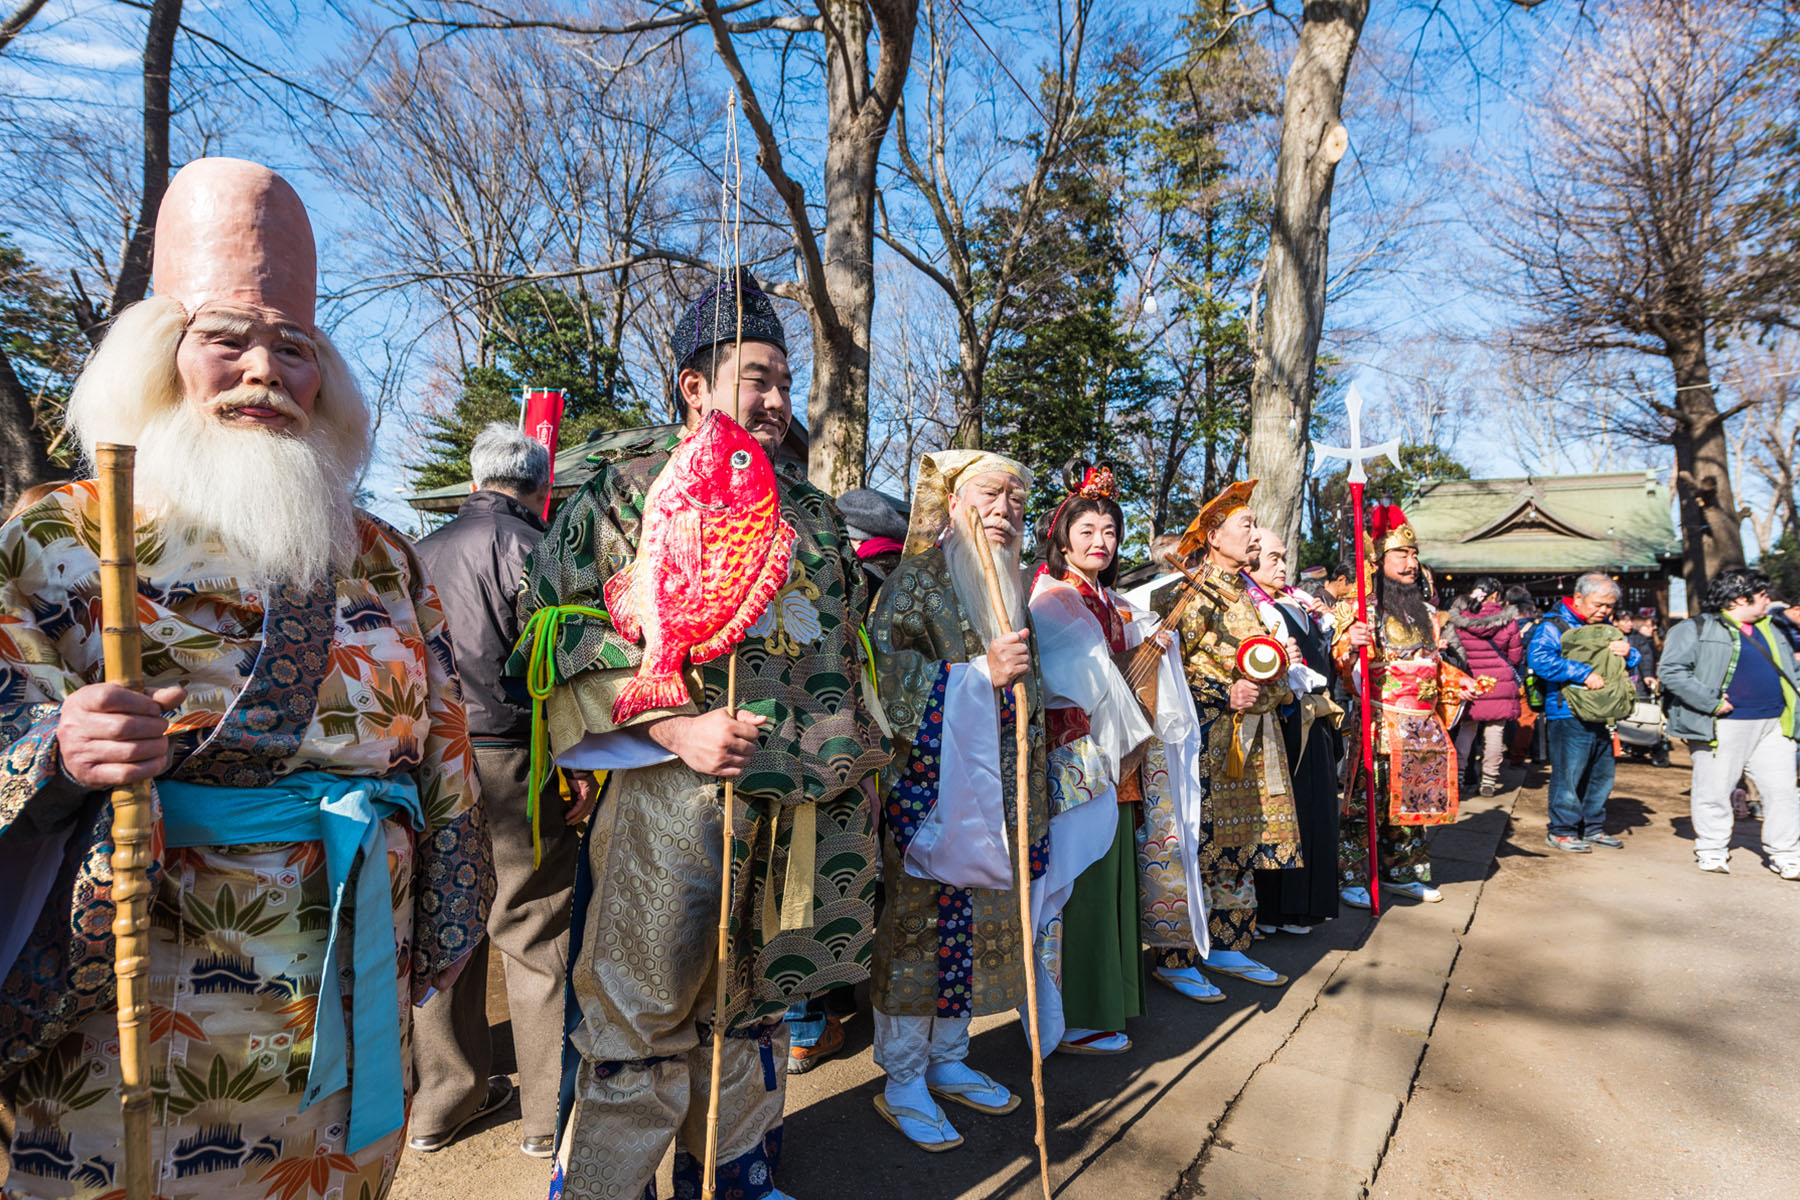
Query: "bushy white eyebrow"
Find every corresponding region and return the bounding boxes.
[188,312,315,351]
[189,312,254,337]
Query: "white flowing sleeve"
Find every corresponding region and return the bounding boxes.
[1131,612,1212,958]
[1029,582,1154,787]
[901,655,1015,891]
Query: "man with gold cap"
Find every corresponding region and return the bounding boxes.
[1333,504,1485,909]
[509,269,889,1199]
[1151,480,1298,998]
[864,449,1049,1153]
[0,158,493,1199]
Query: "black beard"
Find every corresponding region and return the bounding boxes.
[1375,571,1433,633]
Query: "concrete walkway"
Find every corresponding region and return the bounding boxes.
[1170,787,1517,1200]
[389,781,1519,1200]
[1369,751,1800,1199]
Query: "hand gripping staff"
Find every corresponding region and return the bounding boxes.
[1310,383,1400,915]
[961,504,1053,1200]
[95,444,154,1200]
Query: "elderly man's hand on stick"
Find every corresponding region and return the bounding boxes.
[57,682,187,788]
[987,629,1032,689]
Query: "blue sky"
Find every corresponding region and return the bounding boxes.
[0,0,1781,553]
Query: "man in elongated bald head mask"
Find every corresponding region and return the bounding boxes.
[863,450,1050,1153]
[0,158,493,1200]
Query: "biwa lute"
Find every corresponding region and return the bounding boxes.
[1111,554,1208,779]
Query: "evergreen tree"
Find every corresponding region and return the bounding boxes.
[411,284,646,490]
[0,233,86,497]
[1135,8,1277,532]
[1759,531,1800,603]
[1311,442,1472,564]
[979,57,1166,516]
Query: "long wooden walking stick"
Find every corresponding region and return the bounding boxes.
[703,95,745,1200]
[702,629,740,1200]
[1312,384,1400,916]
[96,443,154,1200]
[962,503,1053,1200]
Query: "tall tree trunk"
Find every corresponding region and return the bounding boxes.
[74,0,183,342]
[0,0,53,54]
[709,0,914,493]
[0,344,54,510]
[1245,0,1366,551]
[951,327,983,449]
[803,0,878,494]
[1780,464,1800,550]
[1667,335,1746,593]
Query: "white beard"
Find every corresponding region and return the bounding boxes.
[134,402,360,591]
[944,525,1026,648]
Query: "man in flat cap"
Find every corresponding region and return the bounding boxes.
[835,487,908,593]
[511,270,890,1199]
[0,158,493,1199]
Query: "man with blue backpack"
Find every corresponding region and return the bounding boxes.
[1527,573,1640,852]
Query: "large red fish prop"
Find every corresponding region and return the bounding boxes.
[605,410,797,724]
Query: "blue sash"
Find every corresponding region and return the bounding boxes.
[158,770,425,1152]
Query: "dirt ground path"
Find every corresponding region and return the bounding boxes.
[1370,750,1800,1200]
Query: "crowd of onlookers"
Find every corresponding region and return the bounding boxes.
[1420,567,1800,880]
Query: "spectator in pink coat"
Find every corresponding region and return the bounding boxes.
[1450,577,1525,796]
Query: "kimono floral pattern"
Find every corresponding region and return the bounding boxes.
[0,484,492,1200]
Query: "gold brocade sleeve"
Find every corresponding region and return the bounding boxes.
[867,551,963,755]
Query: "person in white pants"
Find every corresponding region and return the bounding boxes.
[1690,719,1799,876]
[1660,567,1800,879]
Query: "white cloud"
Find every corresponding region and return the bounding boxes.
[17,34,139,72]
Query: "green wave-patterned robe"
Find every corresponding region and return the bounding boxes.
[510,435,890,1042]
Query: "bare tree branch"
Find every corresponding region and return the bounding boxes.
[0,0,50,55]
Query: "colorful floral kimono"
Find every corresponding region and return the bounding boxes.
[1029,571,1206,1044]
[0,484,492,1200]
[865,545,1049,1022]
[509,436,889,1199]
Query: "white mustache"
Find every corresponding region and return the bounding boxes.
[215,386,305,424]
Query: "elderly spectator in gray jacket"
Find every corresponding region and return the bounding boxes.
[411,423,598,1155]
[1660,568,1800,879]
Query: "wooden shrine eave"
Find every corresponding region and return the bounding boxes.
[1459,495,1603,544]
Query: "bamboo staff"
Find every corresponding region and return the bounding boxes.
[962,503,1053,1200]
[702,94,745,1200]
[96,443,154,1200]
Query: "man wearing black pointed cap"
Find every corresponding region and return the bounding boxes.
[668,266,794,452]
[508,270,890,1199]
